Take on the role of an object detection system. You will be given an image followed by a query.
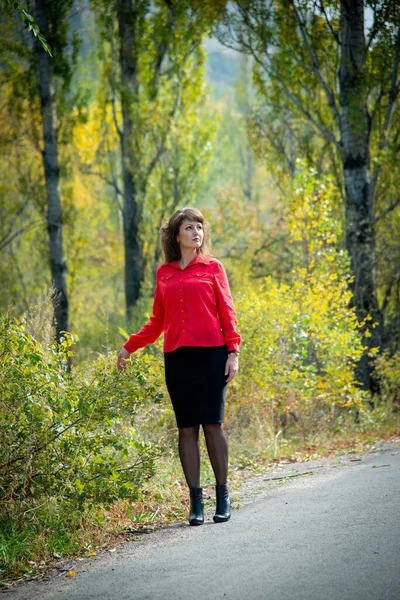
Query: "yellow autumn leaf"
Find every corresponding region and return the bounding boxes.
[66,571,76,577]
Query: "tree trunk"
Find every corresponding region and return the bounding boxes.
[116,0,145,323]
[35,0,69,341]
[339,0,382,392]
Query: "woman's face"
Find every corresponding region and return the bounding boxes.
[177,219,204,251]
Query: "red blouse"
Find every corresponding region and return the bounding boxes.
[123,254,241,354]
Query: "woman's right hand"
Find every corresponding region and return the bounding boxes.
[117,347,131,371]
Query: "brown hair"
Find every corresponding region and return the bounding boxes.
[160,207,212,263]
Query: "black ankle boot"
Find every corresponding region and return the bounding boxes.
[213,484,231,523]
[189,487,204,526]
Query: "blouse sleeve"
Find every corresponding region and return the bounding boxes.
[123,272,165,354]
[213,262,241,353]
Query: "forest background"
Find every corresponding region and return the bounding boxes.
[0,0,399,584]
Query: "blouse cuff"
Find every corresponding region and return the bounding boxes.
[227,344,240,354]
[123,337,137,354]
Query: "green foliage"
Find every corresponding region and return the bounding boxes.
[232,275,365,428]
[374,350,400,410]
[2,0,52,55]
[217,0,400,355]
[0,0,88,321]
[93,0,216,190]
[206,186,262,286]
[226,170,369,438]
[0,2,399,583]
[0,313,163,507]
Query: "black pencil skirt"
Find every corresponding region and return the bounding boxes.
[164,345,229,428]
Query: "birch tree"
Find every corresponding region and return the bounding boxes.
[218,0,400,392]
[33,0,75,340]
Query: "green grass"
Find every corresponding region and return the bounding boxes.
[0,504,84,584]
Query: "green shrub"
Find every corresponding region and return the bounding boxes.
[225,171,370,441]
[0,313,163,507]
[374,350,400,411]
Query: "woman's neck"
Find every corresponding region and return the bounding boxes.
[178,248,197,269]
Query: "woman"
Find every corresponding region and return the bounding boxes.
[117,207,241,526]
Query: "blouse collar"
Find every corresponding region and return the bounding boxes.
[168,254,211,271]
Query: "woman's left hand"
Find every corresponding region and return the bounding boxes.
[225,354,239,383]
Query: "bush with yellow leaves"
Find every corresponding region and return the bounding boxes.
[225,169,369,443]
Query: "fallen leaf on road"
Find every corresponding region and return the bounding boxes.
[65,571,76,577]
[86,552,97,557]
[108,548,116,553]
[371,464,391,468]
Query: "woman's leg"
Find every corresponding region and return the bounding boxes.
[203,423,231,522]
[178,425,201,488]
[202,423,228,485]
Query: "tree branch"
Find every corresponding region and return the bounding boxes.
[318,1,340,45]
[110,88,123,141]
[144,78,183,184]
[252,234,291,258]
[274,72,340,148]
[80,166,123,204]
[369,27,400,212]
[289,0,341,126]
[0,221,42,252]
[381,277,396,313]
[370,85,386,128]
[380,27,400,150]
[0,196,29,239]
[149,1,175,100]
[107,34,123,141]
[220,3,341,150]
[373,197,400,224]
[367,1,393,51]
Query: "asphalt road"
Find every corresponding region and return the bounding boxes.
[6,441,400,600]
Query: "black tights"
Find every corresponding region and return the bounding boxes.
[178,424,228,489]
